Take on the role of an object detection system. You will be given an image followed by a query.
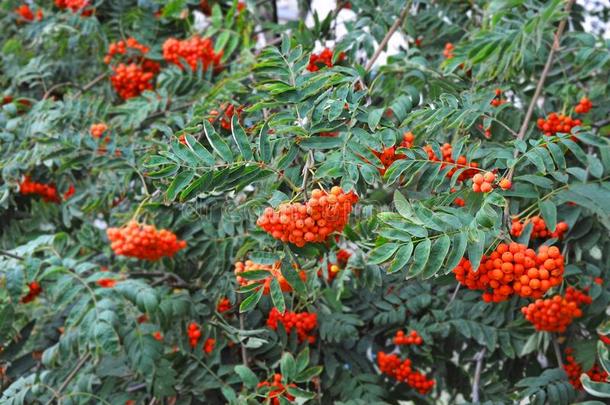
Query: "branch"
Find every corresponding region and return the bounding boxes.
[73,73,107,98]
[471,348,487,403]
[444,284,461,310]
[365,2,412,72]
[552,334,564,368]
[44,353,91,405]
[0,250,24,261]
[237,295,249,366]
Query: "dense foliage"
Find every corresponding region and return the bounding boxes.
[1,0,609,404]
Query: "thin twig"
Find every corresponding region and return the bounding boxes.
[552,334,564,368]
[42,82,81,100]
[44,353,91,405]
[444,284,461,310]
[365,2,412,72]
[0,250,24,261]
[238,296,249,366]
[301,151,314,197]
[503,0,575,222]
[471,348,486,403]
[73,73,107,98]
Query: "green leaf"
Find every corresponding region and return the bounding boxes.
[367,108,384,130]
[581,374,610,398]
[235,365,258,388]
[231,116,254,161]
[269,278,286,314]
[166,170,195,201]
[281,259,306,295]
[387,241,414,273]
[184,134,216,166]
[203,120,234,162]
[467,229,485,271]
[422,235,451,279]
[259,123,271,163]
[286,386,316,399]
[445,232,467,273]
[407,238,431,278]
[280,352,296,380]
[539,200,557,232]
[296,347,309,373]
[369,243,399,264]
[239,287,264,313]
[295,366,323,383]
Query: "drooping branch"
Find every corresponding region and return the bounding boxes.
[365,1,412,72]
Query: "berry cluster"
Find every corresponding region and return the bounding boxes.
[104,37,150,64]
[97,278,117,288]
[19,176,60,203]
[204,338,215,354]
[574,97,592,114]
[443,43,454,59]
[55,0,93,15]
[256,374,296,405]
[217,297,232,313]
[90,123,109,139]
[256,187,358,247]
[600,334,610,345]
[162,36,222,72]
[15,5,42,22]
[306,48,346,72]
[266,307,318,344]
[537,113,581,136]
[318,249,351,282]
[521,295,583,333]
[377,352,435,394]
[453,243,564,302]
[491,89,507,107]
[510,216,569,240]
[564,348,608,389]
[110,63,158,100]
[393,330,423,345]
[372,132,415,175]
[153,331,163,341]
[187,322,201,348]
[21,281,42,304]
[423,143,479,183]
[209,104,243,131]
[234,260,304,294]
[564,286,592,306]
[106,220,187,260]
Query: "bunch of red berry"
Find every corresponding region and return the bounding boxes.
[565,286,593,306]
[306,48,346,72]
[564,348,608,389]
[209,104,243,131]
[377,351,435,394]
[574,97,592,114]
[55,0,91,13]
[491,89,507,107]
[372,132,415,175]
[256,187,358,247]
[318,249,351,282]
[393,330,423,345]
[256,374,296,405]
[187,322,201,348]
[106,220,187,260]
[162,36,223,72]
[19,176,60,203]
[471,172,511,193]
[97,278,117,288]
[203,338,215,354]
[453,243,564,302]
[600,334,610,345]
[234,260,305,294]
[536,113,582,136]
[510,216,569,240]
[104,38,150,64]
[21,281,42,304]
[423,143,479,183]
[110,63,158,100]
[521,295,582,333]
[217,297,232,313]
[15,5,42,22]
[443,43,454,59]
[266,307,318,344]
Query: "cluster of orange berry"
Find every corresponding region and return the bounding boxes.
[393,330,423,345]
[187,322,201,348]
[564,348,608,389]
[471,172,511,193]
[574,97,592,114]
[423,143,479,183]
[110,62,159,100]
[217,297,232,313]
[443,43,454,59]
[520,288,591,332]
[536,113,582,136]
[21,281,42,304]
[209,104,243,131]
[372,132,415,175]
[162,36,222,72]
[15,4,42,22]
[234,260,305,294]
[306,48,346,72]
[55,0,93,14]
[257,187,358,247]
[203,338,215,354]
[510,216,569,240]
[491,88,507,107]
[97,278,117,288]
[318,249,351,282]
[106,221,187,260]
[453,243,564,303]
[19,176,66,203]
[257,374,295,405]
[104,38,150,64]
[266,308,318,344]
[90,123,109,140]
[377,352,435,394]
